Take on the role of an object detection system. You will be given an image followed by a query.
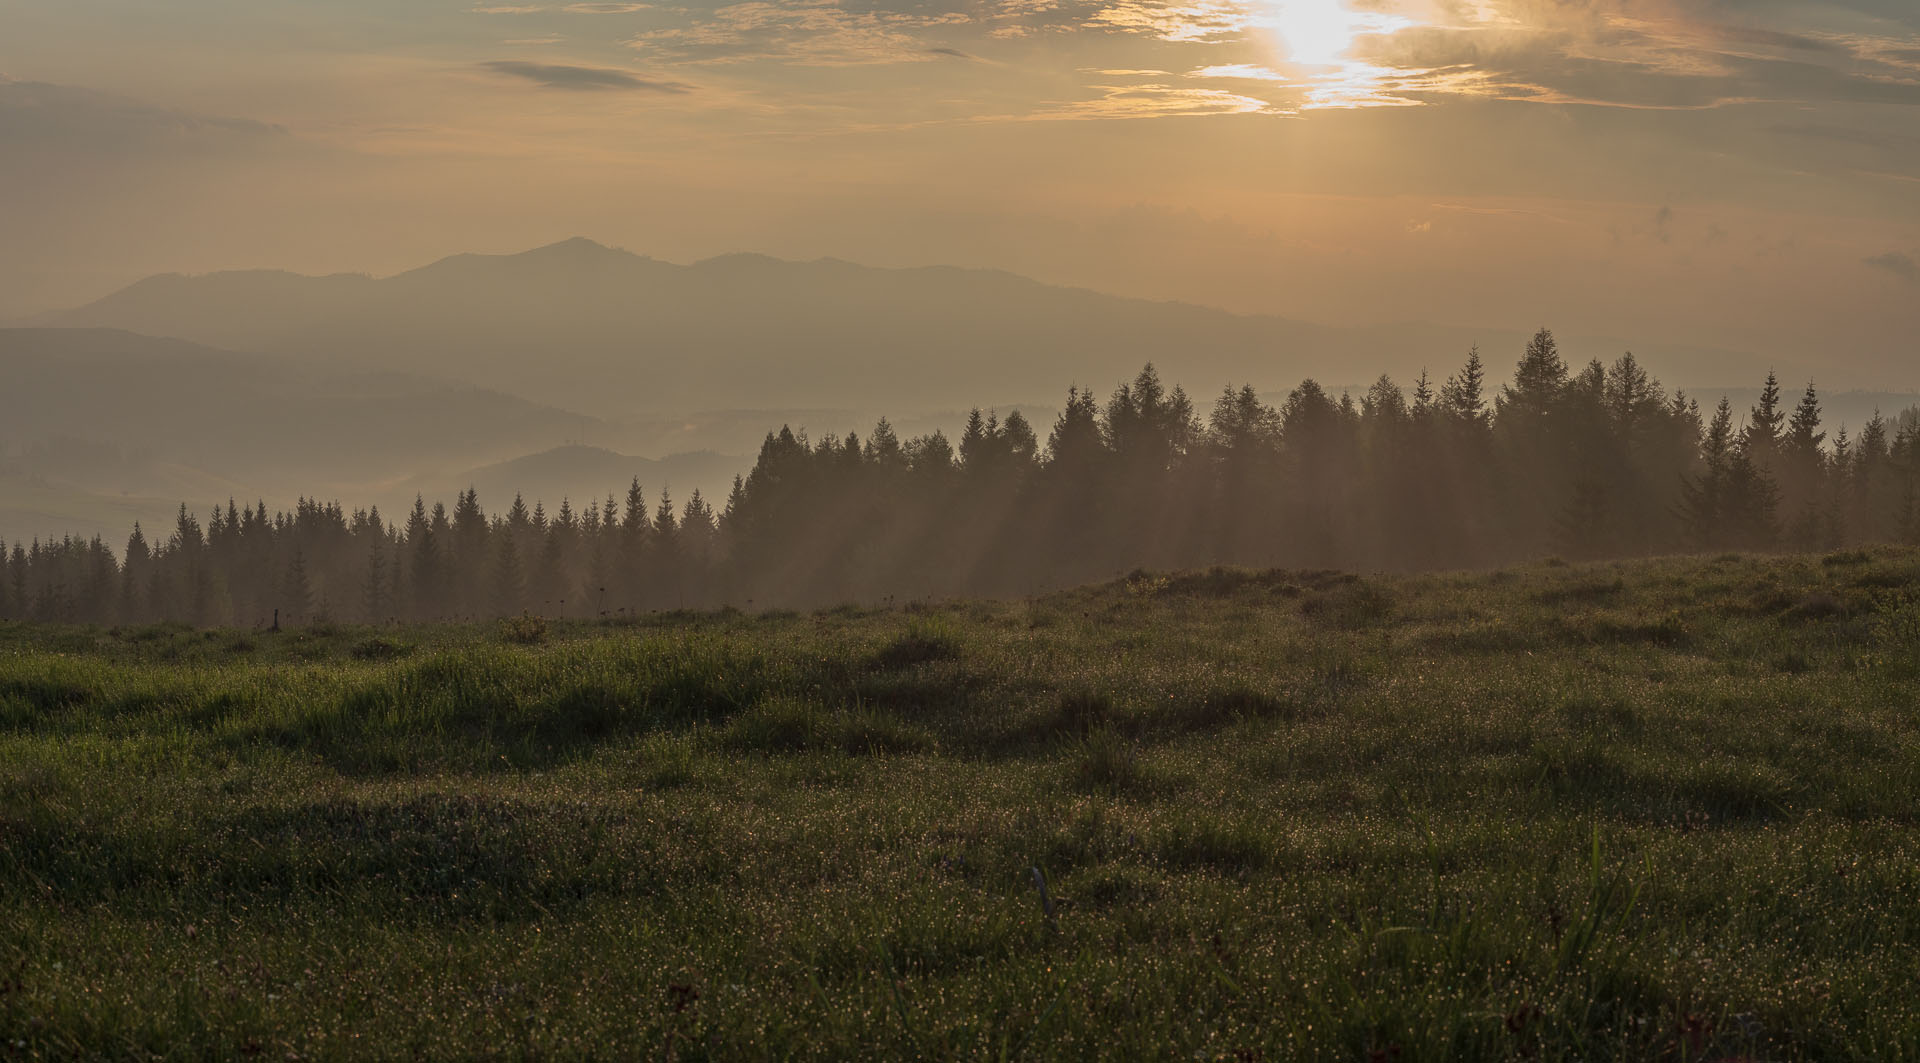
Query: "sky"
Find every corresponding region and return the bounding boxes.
[3,0,1919,386]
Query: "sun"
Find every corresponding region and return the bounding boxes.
[1258,0,1413,67]
[1264,0,1362,65]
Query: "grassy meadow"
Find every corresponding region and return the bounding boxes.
[3,550,1920,1060]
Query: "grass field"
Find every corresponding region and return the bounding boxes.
[4,550,1920,1060]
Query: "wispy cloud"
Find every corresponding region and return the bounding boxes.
[1187,63,1288,81]
[481,60,691,91]
[1865,251,1918,281]
[0,80,287,155]
[630,3,967,66]
[1026,81,1280,119]
[1085,0,1249,44]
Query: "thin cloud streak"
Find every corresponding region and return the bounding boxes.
[481,60,691,91]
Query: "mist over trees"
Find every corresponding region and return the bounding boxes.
[5,330,1919,626]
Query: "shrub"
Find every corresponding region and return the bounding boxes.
[1068,728,1166,795]
[1054,690,1115,735]
[501,614,549,645]
[350,637,413,661]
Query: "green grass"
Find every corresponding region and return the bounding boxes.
[3,549,1920,1059]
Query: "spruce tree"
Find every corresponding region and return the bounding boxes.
[492,535,526,617]
[1501,329,1567,416]
[122,523,150,621]
[1680,398,1736,549]
[1785,383,1824,456]
[283,548,312,623]
[864,419,905,469]
[363,536,390,622]
[723,475,747,531]
[1746,372,1786,458]
[1002,410,1039,466]
[1045,388,1104,470]
[1440,347,1490,428]
[959,409,991,468]
[405,496,439,619]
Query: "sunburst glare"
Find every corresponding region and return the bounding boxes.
[1256,0,1413,67]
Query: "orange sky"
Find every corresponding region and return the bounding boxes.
[3,0,1918,384]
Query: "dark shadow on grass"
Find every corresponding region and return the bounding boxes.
[0,796,645,922]
[232,648,770,774]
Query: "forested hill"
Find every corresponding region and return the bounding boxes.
[4,330,1918,626]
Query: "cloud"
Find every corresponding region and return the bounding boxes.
[629,3,969,66]
[564,3,650,12]
[0,80,286,158]
[1187,63,1289,81]
[481,60,691,91]
[1770,123,1909,148]
[1707,24,1839,54]
[1086,0,1248,44]
[1250,0,1920,113]
[478,0,1920,116]
[1865,251,1918,281]
[1024,81,1281,119]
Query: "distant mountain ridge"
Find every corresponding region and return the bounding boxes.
[40,238,1828,420]
[0,328,604,484]
[0,328,617,544]
[35,239,1367,416]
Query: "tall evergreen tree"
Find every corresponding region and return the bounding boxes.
[1680,399,1736,549]
[363,535,390,622]
[1440,346,1490,428]
[492,534,525,616]
[283,548,312,623]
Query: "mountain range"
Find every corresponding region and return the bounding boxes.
[33,237,1808,419]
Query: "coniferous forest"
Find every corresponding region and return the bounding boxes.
[5,330,1919,626]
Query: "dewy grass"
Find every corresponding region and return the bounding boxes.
[2,549,1920,1059]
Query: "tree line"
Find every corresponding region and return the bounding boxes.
[4,330,1918,626]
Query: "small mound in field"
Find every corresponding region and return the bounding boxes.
[350,637,414,661]
[870,624,962,670]
[1054,690,1116,735]
[1067,728,1168,795]
[1300,581,1393,629]
[721,698,935,755]
[1783,592,1849,622]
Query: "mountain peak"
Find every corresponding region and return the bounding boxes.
[520,236,625,260]
[395,237,654,283]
